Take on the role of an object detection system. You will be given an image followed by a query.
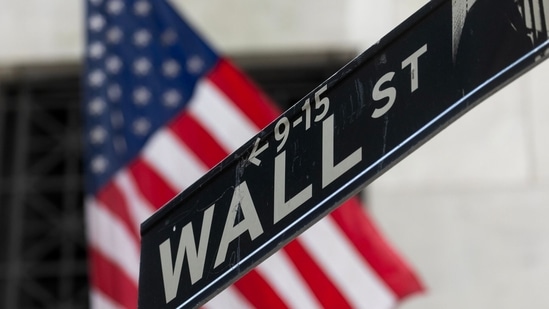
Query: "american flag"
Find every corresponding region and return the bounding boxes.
[83,0,423,308]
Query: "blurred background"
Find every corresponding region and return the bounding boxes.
[0,0,548,308]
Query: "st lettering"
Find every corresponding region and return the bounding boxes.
[371,44,428,118]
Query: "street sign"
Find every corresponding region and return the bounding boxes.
[139,0,549,307]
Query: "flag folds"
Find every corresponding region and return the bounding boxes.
[84,0,423,308]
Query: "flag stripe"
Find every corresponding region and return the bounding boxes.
[284,239,353,309]
[202,286,254,309]
[128,159,179,210]
[90,288,124,309]
[168,113,228,169]
[96,183,140,240]
[189,79,259,153]
[86,199,140,283]
[331,199,424,299]
[208,59,280,129]
[256,250,322,309]
[233,270,289,309]
[142,129,208,190]
[113,171,156,230]
[300,216,396,309]
[90,249,138,309]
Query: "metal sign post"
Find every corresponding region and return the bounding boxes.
[139,0,549,307]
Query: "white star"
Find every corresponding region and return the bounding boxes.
[133,118,151,136]
[107,84,122,101]
[161,28,177,46]
[133,87,151,105]
[90,126,108,145]
[88,98,106,116]
[105,56,123,74]
[133,29,151,47]
[107,0,124,15]
[91,155,108,174]
[162,89,181,107]
[162,59,180,78]
[134,0,151,16]
[133,57,151,75]
[89,0,103,6]
[110,110,124,128]
[106,27,123,44]
[89,14,106,32]
[187,55,204,74]
[88,42,106,59]
[88,70,106,87]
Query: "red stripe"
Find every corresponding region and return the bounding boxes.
[207,59,280,130]
[168,113,228,169]
[284,240,352,308]
[330,198,424,299]
[96,182,140,240]
[233,269,288,309]
[127,159,179,210]
[89,248,138,309]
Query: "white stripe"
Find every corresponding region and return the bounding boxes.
[257,250,322,309]
[203,286,254,309]
[142,129,208,191]
[85,197,140,283]
[189,79,258,153]
[300,217,396,309]
[90,288,124,309]
[114,171,156,232]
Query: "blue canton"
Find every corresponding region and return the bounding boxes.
[84,0,219,194]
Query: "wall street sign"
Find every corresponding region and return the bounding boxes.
[139,0,549,307]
